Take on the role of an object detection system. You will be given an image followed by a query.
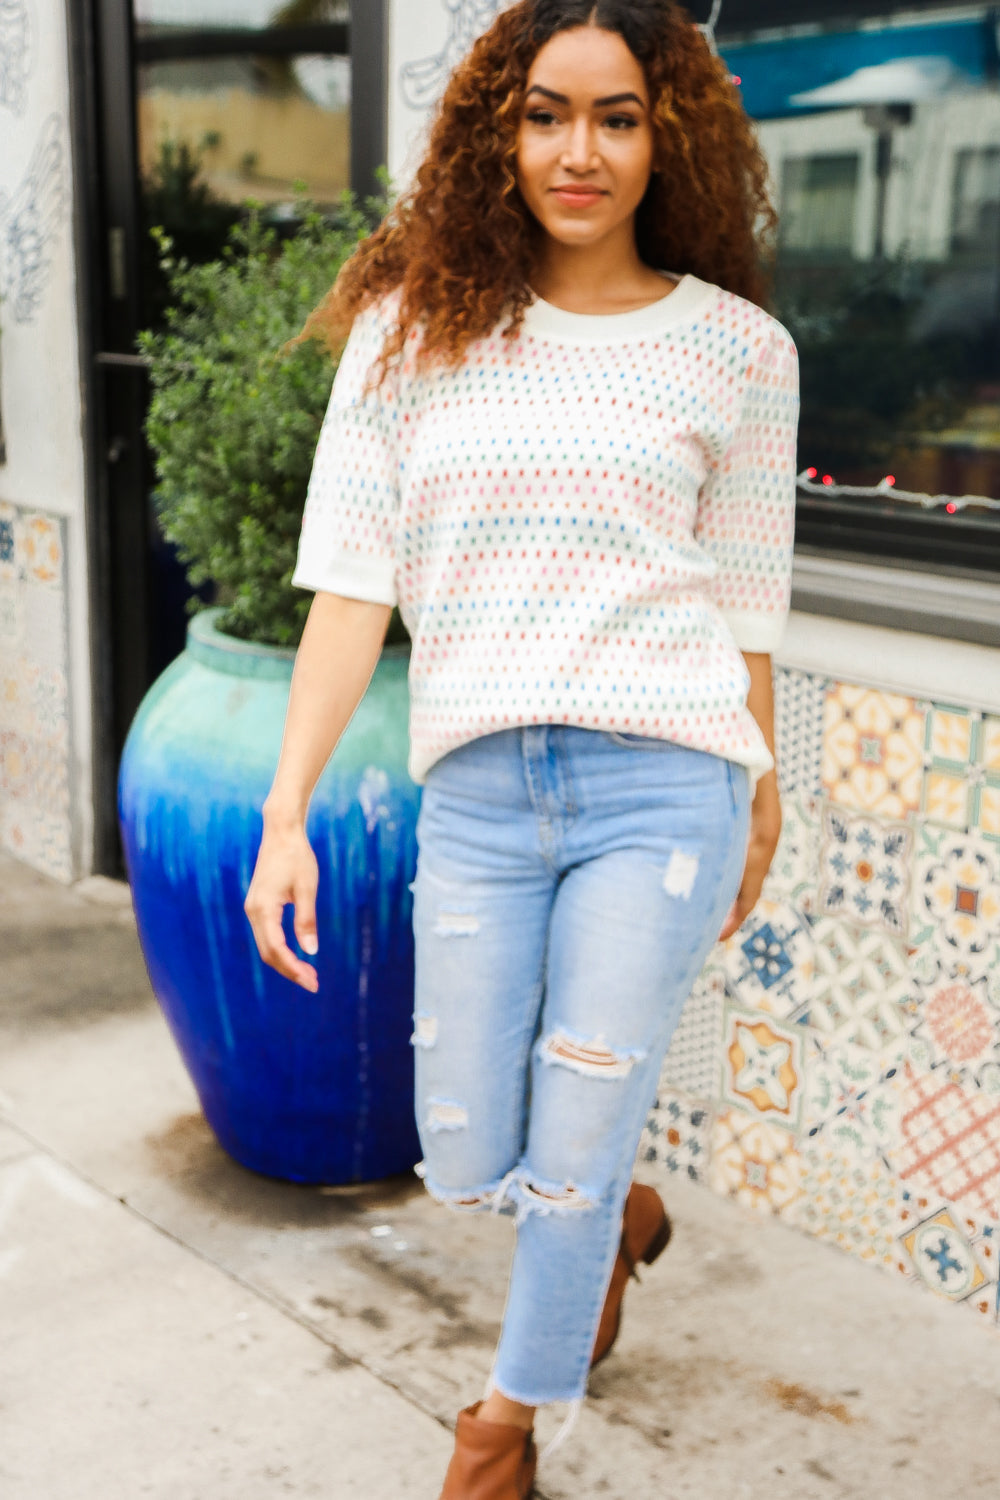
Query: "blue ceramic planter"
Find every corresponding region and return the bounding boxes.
[118,608,422,1184]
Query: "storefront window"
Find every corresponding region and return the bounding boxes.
[132,0,350,325]
[717,0,1000,565]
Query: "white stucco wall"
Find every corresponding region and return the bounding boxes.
[0,0,91,879]
[387,0,509,187]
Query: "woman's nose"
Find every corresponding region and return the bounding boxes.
[560,116,598,170]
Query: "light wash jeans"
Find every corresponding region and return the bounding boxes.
[411,726,750,1409]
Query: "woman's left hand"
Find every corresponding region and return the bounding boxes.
[717,768,782,942]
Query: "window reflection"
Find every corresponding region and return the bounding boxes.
[137,54,349,207]
[133,0,351,328]
[135,1,347,27]
[728,4,1000,528]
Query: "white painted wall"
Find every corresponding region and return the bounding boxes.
[0,0,92,877]
[387,0,509,188]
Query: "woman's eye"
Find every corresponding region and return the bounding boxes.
[525,109,559,127]
[604,115,639,131]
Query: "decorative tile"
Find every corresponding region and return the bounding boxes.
[890,1062,1000,1222]
[708,1106,802,1214]
[912,825,1000,977]
[0,728,33,798]
[719,897,814,1020]
[809,918,912,1049]
[894,1195,999,1317]
[641,1091,713,1181]
[922,707,1000,845]
[35,811,72,883]
[803,1035,905,1162]
[822,684,925,819]
[0,501,16,580]
[21,578,66,667]
[32,664,68,738]
[906,954,1000,1091]
[762,792,821,913]
[774,666,826,800]
[0,502,73,882]
[20,512,63,587]
[662,967,726,1097]
[791,1142,901,1266]
[0,577,22,642]
[817,805,912,937]
[721,1005,804,1132]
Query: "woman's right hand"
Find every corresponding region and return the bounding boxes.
[244,815,321,993]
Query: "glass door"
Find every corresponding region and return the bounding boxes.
[80,0,386,870]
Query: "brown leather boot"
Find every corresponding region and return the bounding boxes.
[438,1403,537,1499]
[591,1182,672,1369]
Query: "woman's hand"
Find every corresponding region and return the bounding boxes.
[718,647,782,943]
[242,592,393,994]
[717,768,782,942]
[245,810,321,993]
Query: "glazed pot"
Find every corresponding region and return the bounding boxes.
[118,607,421,1183]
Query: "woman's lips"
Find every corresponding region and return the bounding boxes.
[551,188,606,207]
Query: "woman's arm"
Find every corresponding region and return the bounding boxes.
[244,591,393,991]
[717,651,782,941]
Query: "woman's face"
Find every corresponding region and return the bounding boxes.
[515,26,655,253]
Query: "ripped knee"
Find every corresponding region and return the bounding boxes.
[416,1160,516,1215]
[540,1029,646,1079]
[432,910,480,937]
[425,1097,469,1133]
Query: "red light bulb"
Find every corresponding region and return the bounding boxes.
[946,502,957,514]
[822,474,834,486]
[806,466,818,479]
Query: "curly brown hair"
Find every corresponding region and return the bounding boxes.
[302,0,776,384]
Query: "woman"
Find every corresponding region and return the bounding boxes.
[245,2,799,1495]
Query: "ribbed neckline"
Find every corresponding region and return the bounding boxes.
[522,272,717,342]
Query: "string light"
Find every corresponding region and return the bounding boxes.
[797,469,1000,514]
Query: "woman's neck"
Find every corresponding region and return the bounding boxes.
[530,230,671,315]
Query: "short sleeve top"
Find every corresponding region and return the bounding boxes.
[293,273,800,784]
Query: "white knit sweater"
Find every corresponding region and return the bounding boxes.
[293,273,800,783]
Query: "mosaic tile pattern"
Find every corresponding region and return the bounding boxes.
[890,1063,1000,1222]
[708,1106,801,1215]
[645,667,1000,1337]
[817,805,912,937]
[791,1142,901,1266]
[762,791,822,914]
[718,897,814,1021]
[809,918,912,1049]
[720,1004,805,1132]
[803,1035,905,1161]
[922,707,1000,846]
[0,501,72,881]
[893,1193,999,1320]
[662,966,726,1097]
[822,683,925,819]
[640,1091,713,1181]
[774,667,826,800]
[911,825,1000,977]
[906,952,1000,1092]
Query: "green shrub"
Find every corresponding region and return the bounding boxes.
[139,199,376,647]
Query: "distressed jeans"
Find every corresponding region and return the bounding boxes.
[411,726,750,1407]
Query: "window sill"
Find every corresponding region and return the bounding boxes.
[791,550,1000,647]
[782,552,1000,712]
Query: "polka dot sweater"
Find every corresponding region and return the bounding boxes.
[292,273,800,785]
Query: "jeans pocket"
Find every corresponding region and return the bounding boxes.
[603,731,676,751]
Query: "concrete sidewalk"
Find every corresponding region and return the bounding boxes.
[1,849,999,1500]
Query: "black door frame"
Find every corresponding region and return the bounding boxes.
[66,0,388,876]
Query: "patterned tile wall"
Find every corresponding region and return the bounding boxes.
[644,666,1000,1331]
[0,499,73,880]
